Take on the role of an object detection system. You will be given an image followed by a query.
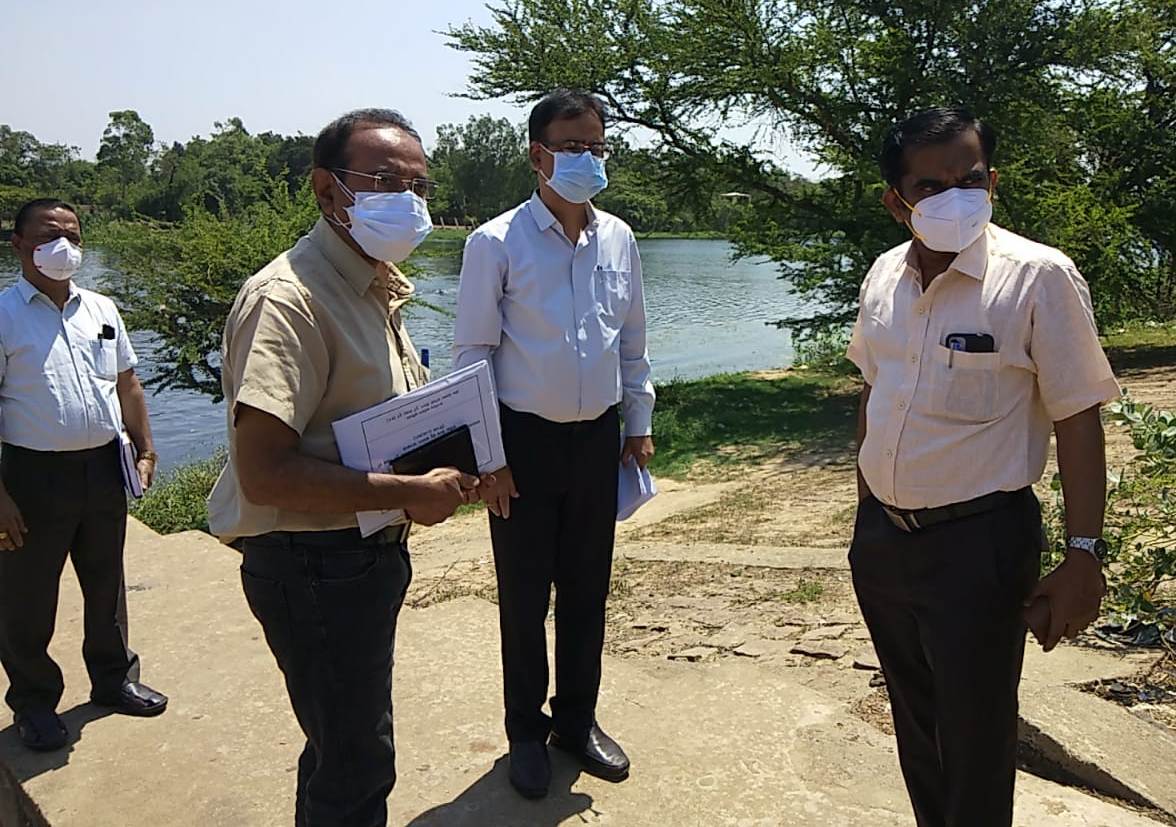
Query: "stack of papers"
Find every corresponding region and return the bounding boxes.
[617,459,657,521]
[120,432,143,499]
[332,361,506,536]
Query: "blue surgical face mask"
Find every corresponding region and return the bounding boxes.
[540,146,608,204]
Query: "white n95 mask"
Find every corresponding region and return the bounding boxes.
[32,236,83,281]
[901,187,992,253]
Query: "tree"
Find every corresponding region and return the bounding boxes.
[96,110,154,205]
[447,0,1176,332]
[430,115,533,222]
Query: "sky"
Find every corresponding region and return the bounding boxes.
[1,0,819,177]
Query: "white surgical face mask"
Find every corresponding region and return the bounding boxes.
[330,175,432,263]
[540,146,608,204]
[900,186,993,253]
[32,236,83,281]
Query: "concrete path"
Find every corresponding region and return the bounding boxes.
[0,520,1165,826]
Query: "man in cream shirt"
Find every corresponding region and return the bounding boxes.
[209,109,478,826]
[847,107,1119,827]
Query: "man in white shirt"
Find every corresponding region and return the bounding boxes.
[847,109,1118,826]
[0,199,167,753]
[454,89,655,799]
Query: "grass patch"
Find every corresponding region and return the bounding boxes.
[1103,322,1176,373]
[648,370,859,479]
[131,450,226,534]
[783,577,825,604]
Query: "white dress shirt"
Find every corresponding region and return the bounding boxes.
[0,277,137,452]
[453,192,655,435]
[847,224,1119,510]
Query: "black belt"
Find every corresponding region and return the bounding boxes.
[881,489,1023,533]
[235,522,411,551]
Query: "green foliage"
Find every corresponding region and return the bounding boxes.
[447,0,1176,332]
[649,371,858,478]
[1043,397,1176,634]
[96,110,154,205]
[130,450,227,534]
[93,179,320,398]
[791,327,856,376]
[431,116,533,222]
[783,577,825,605]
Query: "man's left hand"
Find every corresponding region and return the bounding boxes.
[1024,550,1106,652]
[620,436,655,468]
[136,458,156,491]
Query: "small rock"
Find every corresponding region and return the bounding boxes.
[631,618,670,632]
[869,672,887,688]
[820,612,860,626]
[852,649,882,671]
[668,646,717,663]
[621,633,665,652]
[763,623,804,641]
[790,641,850,660]
[848,627,873,641]
[800,624,850,642]
[733,640,771,658]
[708,628,749,650]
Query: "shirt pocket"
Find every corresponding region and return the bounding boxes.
[595,267,632,322]
[926,345,1002,422]
[93,339,119,381]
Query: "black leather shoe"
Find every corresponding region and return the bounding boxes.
[92,682,168,717]
[508,740,551,799]
[15,709,68,752]
[550,724,630,782]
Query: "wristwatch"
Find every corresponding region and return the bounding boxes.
[1067,536,1109,564]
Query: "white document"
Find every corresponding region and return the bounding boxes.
[617,459,657,521]
[332,360,506,537]
[120,432,144,499]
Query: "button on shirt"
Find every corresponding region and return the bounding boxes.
[207,219,428,543]
[847,225,1120,510]
[0,278,136,452]
[453,193,655,435]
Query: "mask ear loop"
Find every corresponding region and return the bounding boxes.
[327,173,356,230]
[893,189,928,244]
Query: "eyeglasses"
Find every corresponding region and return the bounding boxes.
[542,141,611,159]
[333,169,438,200]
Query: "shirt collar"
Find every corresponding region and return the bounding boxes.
[308,217,379,296]
[902,225,991,282]
[17,276,81,306]
[527,191,600,234]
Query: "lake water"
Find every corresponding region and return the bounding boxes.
[0,239,815,471]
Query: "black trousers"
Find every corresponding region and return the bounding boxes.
[490,404,620,743]
[0,441,139,714]
[849,490,1043,827]
[240,528,412,827]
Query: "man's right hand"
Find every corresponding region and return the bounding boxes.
[0,489,27,551]
[479,466,519,519]
[404,467,480,527]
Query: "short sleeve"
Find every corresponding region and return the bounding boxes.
[112,306,138,372]
[227,283,328,436]
[1029,263,1120,421]
[846,276,878,385]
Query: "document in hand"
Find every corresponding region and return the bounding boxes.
[120,432,144,499]
[617,459,657,521]
[332,360,506,537]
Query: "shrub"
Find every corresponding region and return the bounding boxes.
[131,450,227,534]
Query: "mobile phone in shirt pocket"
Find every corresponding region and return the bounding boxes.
[93,338,119,380]
[928,344,1001,422]
[596,267,632,318]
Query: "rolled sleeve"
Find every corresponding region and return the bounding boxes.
[846,277,878,384]
[1030,264,1120,421]
[454,230,507,358]
[228,286,328,436]
[620,235,655,436]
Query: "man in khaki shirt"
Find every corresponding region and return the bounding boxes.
[847,108,1118,827]
[208,108,478,827]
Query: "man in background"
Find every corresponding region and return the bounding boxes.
[454,89,655,799]
[847,108,1119,826]
[0,199,166,753]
